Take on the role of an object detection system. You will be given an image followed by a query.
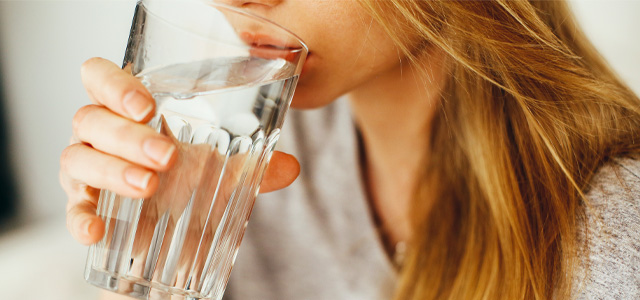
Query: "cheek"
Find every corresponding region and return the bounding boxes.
[281,2,402,109]
[291,39,401,109]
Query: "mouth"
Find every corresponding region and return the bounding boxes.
[239,32,299,51]
[239,32,310,75]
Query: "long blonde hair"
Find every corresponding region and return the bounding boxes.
[357,1,640,299]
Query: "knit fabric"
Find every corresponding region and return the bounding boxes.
[224,99,640,299]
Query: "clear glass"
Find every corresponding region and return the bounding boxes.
[84,1,307,299]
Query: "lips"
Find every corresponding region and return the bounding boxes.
[238,32,310,76]
[239,32,301,62]
[239,32,297,50]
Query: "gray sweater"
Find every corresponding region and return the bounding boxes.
[574,156,640,299]
[225,99,640,299]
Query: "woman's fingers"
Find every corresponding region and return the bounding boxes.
[67,57,299,249]
[61,145,298,245]
[80,57,154,122]
[72,105,176,171]
[60,143,159,200]
[60,167,104,245]
[66,198,105,246]
[61,142,159,244]
[65,57,159,246]
[260,151,300,193]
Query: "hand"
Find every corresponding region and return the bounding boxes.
[60,57,300,246]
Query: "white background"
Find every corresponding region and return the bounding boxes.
[0,1,638,299]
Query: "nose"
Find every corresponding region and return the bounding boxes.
[220,0,283,8]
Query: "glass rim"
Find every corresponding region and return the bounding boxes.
[139,0,308,54]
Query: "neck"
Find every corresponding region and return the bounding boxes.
[347,51,447,246]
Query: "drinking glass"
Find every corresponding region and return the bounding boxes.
[84,1,307,299]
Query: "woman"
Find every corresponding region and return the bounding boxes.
[60,0,640,299]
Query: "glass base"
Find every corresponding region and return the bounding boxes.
[85,267,208,300]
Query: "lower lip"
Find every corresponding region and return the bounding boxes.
[248,46,298,62]
[240,32,293,49]
[239,32,312,76]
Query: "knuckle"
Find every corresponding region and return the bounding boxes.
[59,170,71,193]
[65,212,74,233]
[80,57,103,77]
[72,105,98,137]
[59,145,78,173]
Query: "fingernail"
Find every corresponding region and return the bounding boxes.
[143,138,176,166]
[123,90,153,121]
[124,168,153,190]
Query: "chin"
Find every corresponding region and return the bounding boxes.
[289,67,344,109]
[289,88,337,110]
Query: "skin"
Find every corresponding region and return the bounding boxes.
[226,0,448,245]
[222,0,447,245]
[60,1,447,297]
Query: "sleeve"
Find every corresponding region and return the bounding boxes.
[573,157,640,300]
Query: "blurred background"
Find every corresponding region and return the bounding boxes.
[0,1,638,299]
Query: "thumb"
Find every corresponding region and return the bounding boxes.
[259,151,300,193]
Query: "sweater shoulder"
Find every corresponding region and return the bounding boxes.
[574,156,640,299]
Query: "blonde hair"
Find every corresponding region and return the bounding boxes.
[357,1,640,299]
